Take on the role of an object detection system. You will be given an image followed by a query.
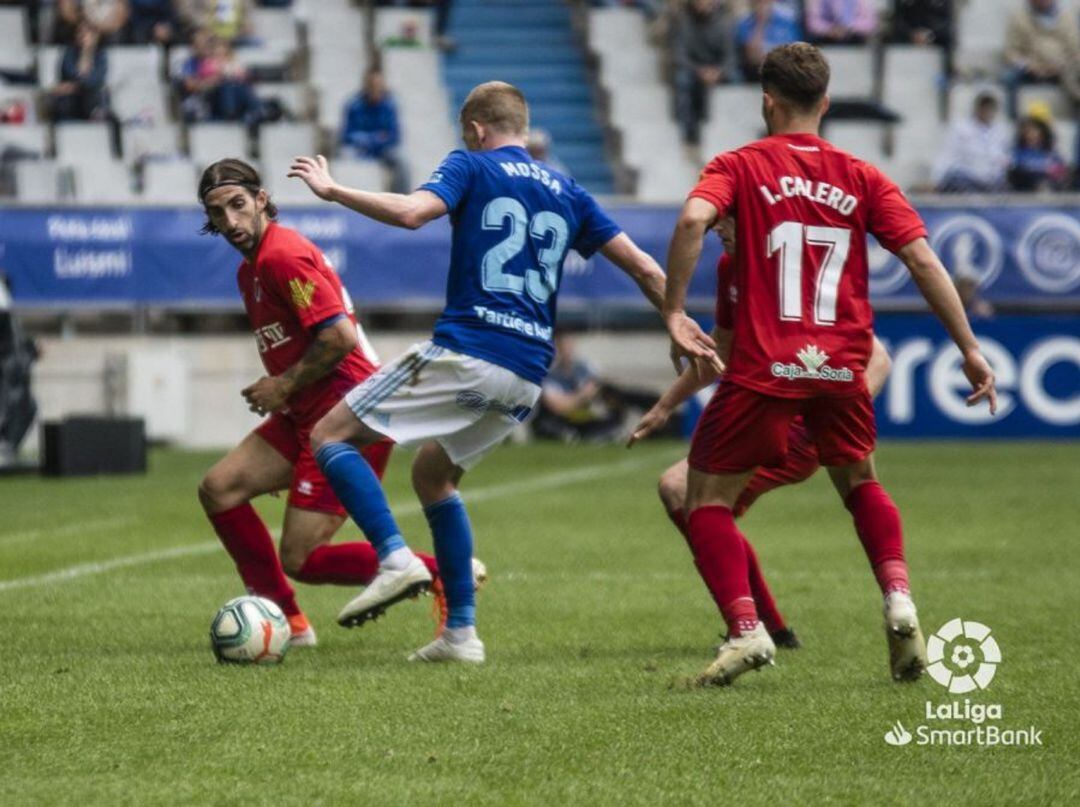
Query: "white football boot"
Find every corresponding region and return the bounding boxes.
[408,628,485,664]
[337,553,433,628]
[884,591,927,682]
[695,623,776,687]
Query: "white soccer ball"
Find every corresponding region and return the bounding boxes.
[210,595,290,665]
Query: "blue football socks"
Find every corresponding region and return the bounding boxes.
[424,493,475,629]
[314,442,406,561]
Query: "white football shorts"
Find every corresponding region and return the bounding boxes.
[344,341,541,470]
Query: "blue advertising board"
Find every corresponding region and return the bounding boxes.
[873,315,1077,438]
[0,203,1077,308]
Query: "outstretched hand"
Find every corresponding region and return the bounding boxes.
[962,349,998,415]
[665,311,724,375]
[627,403,672,448]
[287,154,336,201]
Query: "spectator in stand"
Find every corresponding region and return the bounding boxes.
[531,332,656,444]
[1003,0,1080,117]
[125,0,178,45]
[804,0,878,44]
[670,0,730,156]
[53,0,130,44]
[932,91,1011,192]
[177,0,253,44]
[177,31,261,124]
[889,0,953,48]
[1008,111,1069,191]
[49,22,110,121]
[339,68,408,193]
[526,128,570,174]
[736,0,803,81]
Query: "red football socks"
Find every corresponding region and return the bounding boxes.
[209,503,300,617]
[667,505,786,633]
[845,481,911,596]
[734,420,820,517]
[295,543,439,585]
[687,506,760,636]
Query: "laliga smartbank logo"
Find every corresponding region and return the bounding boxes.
[883,618,1044,748]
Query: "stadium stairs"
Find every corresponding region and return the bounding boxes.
[442,0,615,193]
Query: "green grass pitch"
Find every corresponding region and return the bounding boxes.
[1,441,1078,804]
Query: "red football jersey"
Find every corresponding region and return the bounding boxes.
[690,132,926,398]
[237,222,379,421]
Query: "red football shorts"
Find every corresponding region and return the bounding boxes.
[689,382,875,475]
[256,412,393,515]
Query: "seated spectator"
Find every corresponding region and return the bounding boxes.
[176,31,261,124]
[670,0,729,153]
[889,0,954,49]
[526,128,570,175]
[932,91,1010,192]
[124,0,178,45]
[53,0,130,45]
[1003,0,1080,117]
[1008,112,1068,191]
[531,332,664,444]
[177,0,253,44]
[804,0,878,45]
[736,0,803,81]
[49,22,110,121]
[340,68,409,193]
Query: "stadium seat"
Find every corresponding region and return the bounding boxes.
[254,83,312,121]
[188,123,250,166]
[70,159,136,204]
[0,124,49,158]
[111,81,170,125]
[334,159,388,192]
[956,0,1013,75]
[251,8,300,53]
[883,46,944,117]
[825,121,888,163]
[819,47,875,98]
[703,85,768,153]
[0,7,33,73]
[106,46,163,90]
[374,8,434,48]
[36,45,66,89]
[142,160,198,204]
[124,123,182,165]
[54,123,114,161]
[382,49,457,180]
[14,159,64,203]
[258,122,318,164]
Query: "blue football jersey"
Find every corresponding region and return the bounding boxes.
[419,145,621,385]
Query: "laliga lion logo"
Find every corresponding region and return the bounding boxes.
[1015,213,1080,294]
[926,618,1001,694]
[930,215,1004,290]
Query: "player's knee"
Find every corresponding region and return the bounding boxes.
[657,470,685,515]
[198,468,243,512]
[308,418,334,455]
[411,463,454,505]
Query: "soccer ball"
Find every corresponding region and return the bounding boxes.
[209,595,290,665]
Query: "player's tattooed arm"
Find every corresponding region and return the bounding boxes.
[288,155,447,229]
[241,319,358,415]
[897,237,997,413]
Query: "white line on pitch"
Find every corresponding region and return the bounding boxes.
[0,516,138,548]
[0,450,676,594]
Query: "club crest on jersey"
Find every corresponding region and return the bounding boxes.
[288,278,316,309]
[771,344,854,382]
